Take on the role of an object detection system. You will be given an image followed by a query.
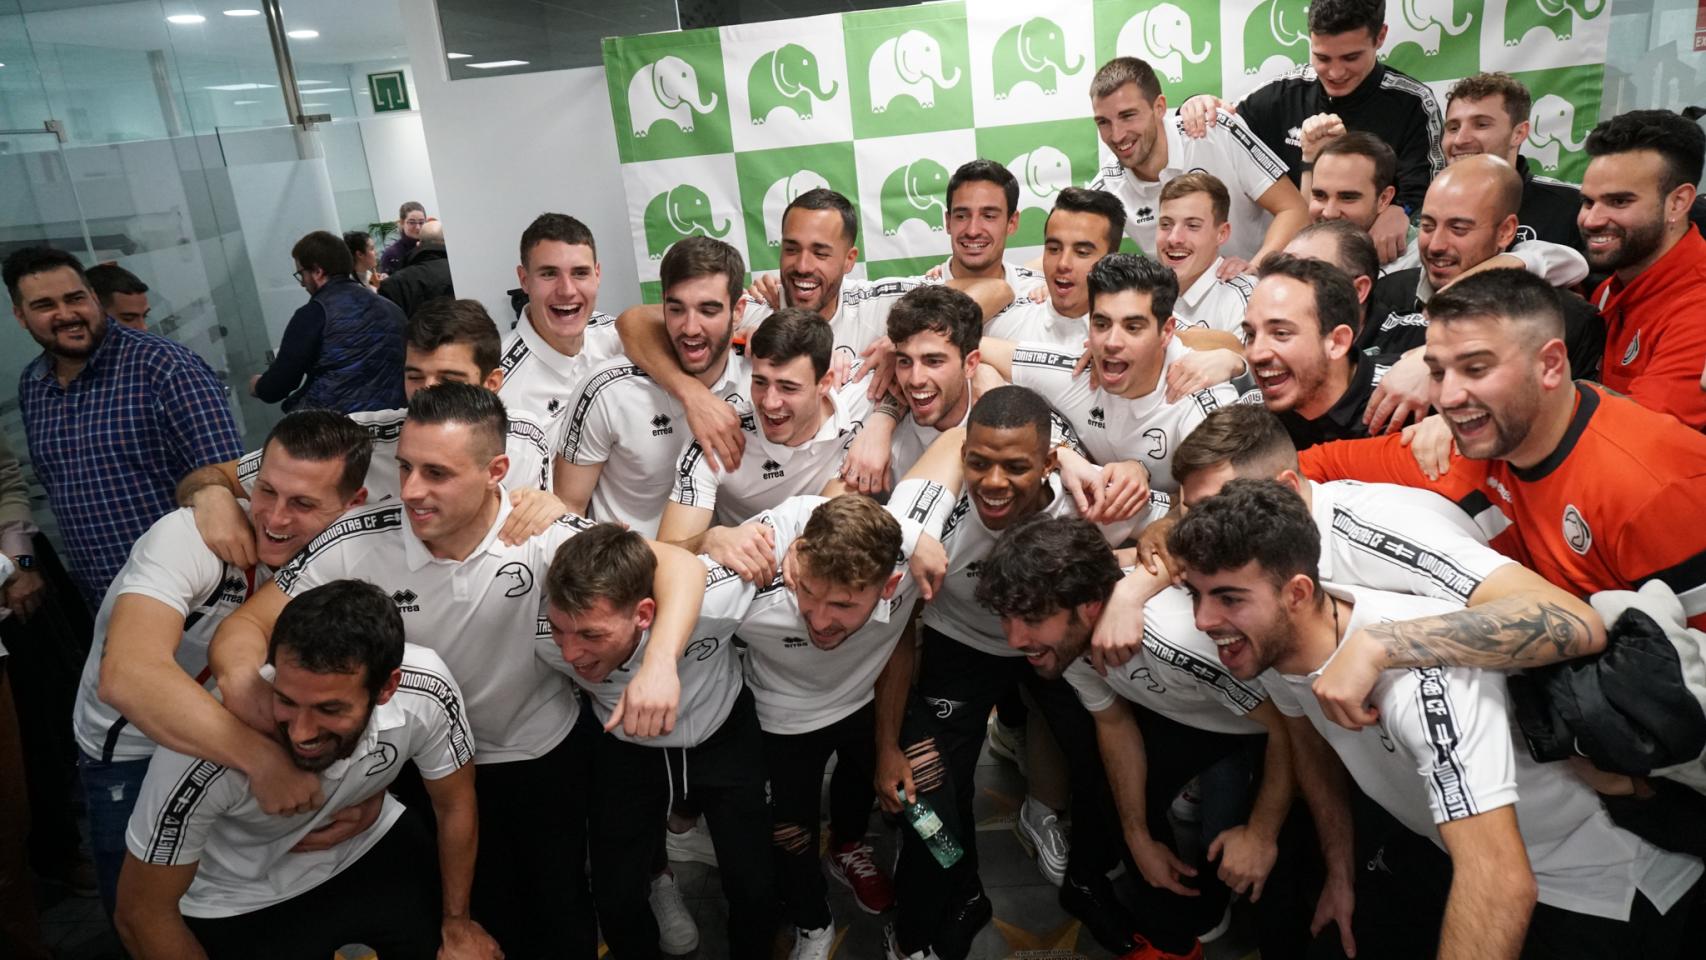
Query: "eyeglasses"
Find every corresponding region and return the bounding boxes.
[292,269,304,282]
[403,218,427,227]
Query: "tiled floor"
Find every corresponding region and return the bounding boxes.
[34,740,1260,959]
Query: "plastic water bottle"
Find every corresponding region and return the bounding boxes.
[898,788,963,868]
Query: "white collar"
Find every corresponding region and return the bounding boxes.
[402,492,513,571]
[1176,258,1226,310]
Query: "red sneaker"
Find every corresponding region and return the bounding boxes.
[825,840,895,914]
[1117,934,1204,960]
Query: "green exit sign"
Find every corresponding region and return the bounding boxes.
[367,71,411,112]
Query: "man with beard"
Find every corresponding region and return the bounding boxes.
[556,237,750,537]
[1170,480,1704,958]
[6,246,243,609]
[114,579,498,960]
[1442,73,1583,253]
[1087,57,1307,273]
[1581,110,1706,429]
[979,514,1302,960]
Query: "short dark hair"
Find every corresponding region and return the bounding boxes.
[783,187,858,246]
[1424,268,1565,351]
[1087,254,1179,327]
[405,381,508,461]
[1160,171,1231,225]
[659,235,745,308]
[1288,220,1380,284]
[1447,73,1532,127]
[407,298,502,376]
[399,201,426,221]
[968,385,1053,449]
[546,523,655,614]
[1257,253,1362,339]
[1318,132,1397,195]
[1168,478,1321,590]
[1308,0,1385,39]
[268,579,404,703]
[1048,187,1126,253]
[798,495,903,591]
[1090,56,1162,103]
[342,230,374,260]
[519,212,597,268]
[4,246,88,306]
[263,410,374,500]
[1173,406,1299,488]
[1585,110,1706,199]
[976,514,1122,620]
[887,285,982,361]
[84,263,149,308]
[750,308,834,381]
[292,230,356,277]
[948,159,1020,219]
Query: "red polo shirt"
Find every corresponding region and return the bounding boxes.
[1594,228,1706,429]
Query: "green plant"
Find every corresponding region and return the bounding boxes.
[368,220,398,245]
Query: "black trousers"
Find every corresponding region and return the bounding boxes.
[470,705,598,960]
[892,627,1121,955]
[1523,882,1702,959]
[186,811,440,959]
[590,688,775,959]
[764,701,879,930]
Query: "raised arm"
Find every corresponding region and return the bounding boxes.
[1436,807,1537,960]
[1247,177,1310,274]
[175,462,256,568]
[113,856,205,960]
[944,276,1015,321]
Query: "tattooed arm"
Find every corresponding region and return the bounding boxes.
[1313,567,1602,730]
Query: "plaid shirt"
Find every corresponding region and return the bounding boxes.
[17,323,243,609]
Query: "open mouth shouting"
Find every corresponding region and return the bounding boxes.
[786,272,824,307]
[1210,631,1249,670]
[1098,355,1130,390]
[543,301,585,327]
[674,333,713,370]
[1445,404,1495,445]
[1160,245,1194,271]
[1253,362,1293,398]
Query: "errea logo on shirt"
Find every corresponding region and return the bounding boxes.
[651,414,674,436]
[782,636,808,649]
[762,458,785,479]
[392,589,420,612]
[1088,406,1107,429]
[1562,504,1592,555]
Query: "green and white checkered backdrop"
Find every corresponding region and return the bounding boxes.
[604,0,1612,301]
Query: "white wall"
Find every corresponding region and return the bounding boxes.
[357,113,441,222]
[397,1,639,322]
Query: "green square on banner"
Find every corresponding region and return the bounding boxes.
[604,29,734,163]
[975,119,1104,249]
[844,1,975,139]
[866,253,947,281]
[734,142,861,273]
[1513,63,1603,184]
[1093,0,1222,101]
[1376,0,1483,82]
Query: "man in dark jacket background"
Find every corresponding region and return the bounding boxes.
[250,230,406,414]
[379,219,454,319]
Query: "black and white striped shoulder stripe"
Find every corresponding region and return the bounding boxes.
[144,758,230,864]
[1410,666,1478,820]
[395,666,475,767]
[586,310,616,328]
[273,506,404,592]
[561,363,647,460]
[893,480,947,526]
[1212,109,1290,182]
[674,442,709,507]
[1141,626,1266,713]
[1377,70,1445,175]
[1329,506,1484,603]
[499,337,531,376]
[940,495,974,542]
[1012,345,1079,371]
[1224,274,1255,302]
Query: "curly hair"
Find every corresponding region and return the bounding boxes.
[975,514,1121,620]
[1168,478,1320,589]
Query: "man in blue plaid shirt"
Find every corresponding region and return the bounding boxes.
[7,247,243,610]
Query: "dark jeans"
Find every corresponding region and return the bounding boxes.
[590,688,775,959]
[892,627,1120,956]
[76,751,151,916]
[764,701,879,930]
[470,706,598,960]
[186,810,439,959]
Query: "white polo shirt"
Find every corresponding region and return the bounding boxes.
[125,643,472,918]
[236,404,555,498]
[538,558,747,750]
[1088,110,1288,263]
[669,375,873,526]
[498,308,623,434]
[559,352,751,538]
[1010,337,1250,493]
[984,299,1089,352]
[1263,584,1703,922]
[74,507,263,762]
[735,480,951,735]
[1064,586,1267,737]
[272,498,590,764]
[884,400,1082,487]
[923,474,1142,658]
[1172,261,1254,340]
[929,259,1047,302]
[1309,479,1511,606]
[739,277,922,357]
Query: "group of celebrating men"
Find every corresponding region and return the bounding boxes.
[8,0,1706,957]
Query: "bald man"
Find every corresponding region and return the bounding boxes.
[379,219,452,318]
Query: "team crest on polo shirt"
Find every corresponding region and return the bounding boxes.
[1562,504,1592,555]
[362,742,399,776]
[1622,330,1640,366]
[496,562,535,598]
[1142,427,1167,460]
[686,636,722,660]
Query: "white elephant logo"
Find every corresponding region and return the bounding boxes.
[628,55,719,138]
[1381,0,1473,57]
[1115,4,1211,85]
[1009,146,1074,221]
[1524,93,1586,173]
[869,29,962,113]
[760,170,831,247]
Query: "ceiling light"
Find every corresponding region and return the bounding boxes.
[205,82,276,91]
[466,60,529,69]
[297,79,330,86]
[307,87,347,93]
[286,29,319,39]
[222,8,261,16]
[301,102,328,108]
[166,13,206,24]
[233,100,259,105]
[446,52,471,59]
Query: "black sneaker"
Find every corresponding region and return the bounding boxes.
[933,886,993,960]
[1059,874,1138,954]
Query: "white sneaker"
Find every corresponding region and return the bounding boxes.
[649,872,699,955]
[789,924,835,960]
[1014,796,1069,887]
[664,819,719,867]
[985,713,1028,775]
[883,922,942,960]
[1200,904,1233,943]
